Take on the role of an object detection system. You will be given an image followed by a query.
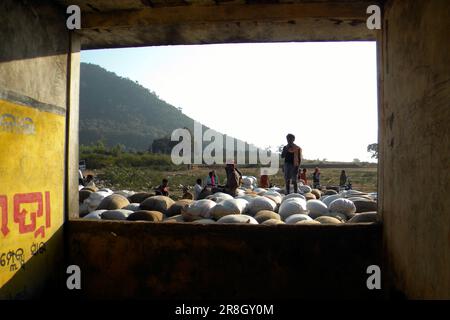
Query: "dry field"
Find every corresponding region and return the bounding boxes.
[89,165,377,199]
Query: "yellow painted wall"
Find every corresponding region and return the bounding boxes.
[0,99,65,297]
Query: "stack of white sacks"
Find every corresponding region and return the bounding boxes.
[79,177,378,224]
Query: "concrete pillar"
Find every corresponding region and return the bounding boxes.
[381,0,450,299]
[66,34,81,220]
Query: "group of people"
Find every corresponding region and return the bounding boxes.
[196,161,243,198]
[297,167,322,189]
[296,168,350,190]
[154,161,244,199]
[83,133,351,198]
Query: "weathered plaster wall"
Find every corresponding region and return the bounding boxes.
[0,0,68,109]
[0,0,70,298]
[381,0,450,299]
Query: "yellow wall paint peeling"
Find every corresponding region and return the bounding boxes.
[0,99,65,296]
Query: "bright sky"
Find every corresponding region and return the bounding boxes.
[81,42,378,162]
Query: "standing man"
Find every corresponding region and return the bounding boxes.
[312,167,321,189]
[281,133,302,194]
[339,170,348,188]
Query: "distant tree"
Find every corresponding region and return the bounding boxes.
[111,144,125,156]
[353,158,361,163]
[151,136,177,154]
[367,143,378,159]
[94,139,106,153]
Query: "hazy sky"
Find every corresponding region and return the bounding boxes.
[81,42,378,162]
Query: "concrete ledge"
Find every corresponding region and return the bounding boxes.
[67,220,383,299]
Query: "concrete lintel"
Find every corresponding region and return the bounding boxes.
[77,2,378,48]
[82,3,375,28]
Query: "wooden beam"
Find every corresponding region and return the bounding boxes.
[82,2,375,29]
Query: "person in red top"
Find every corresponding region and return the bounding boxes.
[206,170,219,187]
[299,168,308,185]
[260,174,270,188]
[260,169,270,188]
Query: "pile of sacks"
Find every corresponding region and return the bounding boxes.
[241,176,257,189]
[79,183,378,224]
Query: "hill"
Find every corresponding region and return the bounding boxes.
[79,63,266,159]
[80,63,200,151]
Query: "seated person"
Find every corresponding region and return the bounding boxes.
[205,170,219,187]
[198,186,212,200]
[155,178,169,196]
[260,170,270,188]
[84,174,96,189]
[345,178,353,190]
[194,178,203,200]
[182,186,194,200]
[299,168,308,185]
